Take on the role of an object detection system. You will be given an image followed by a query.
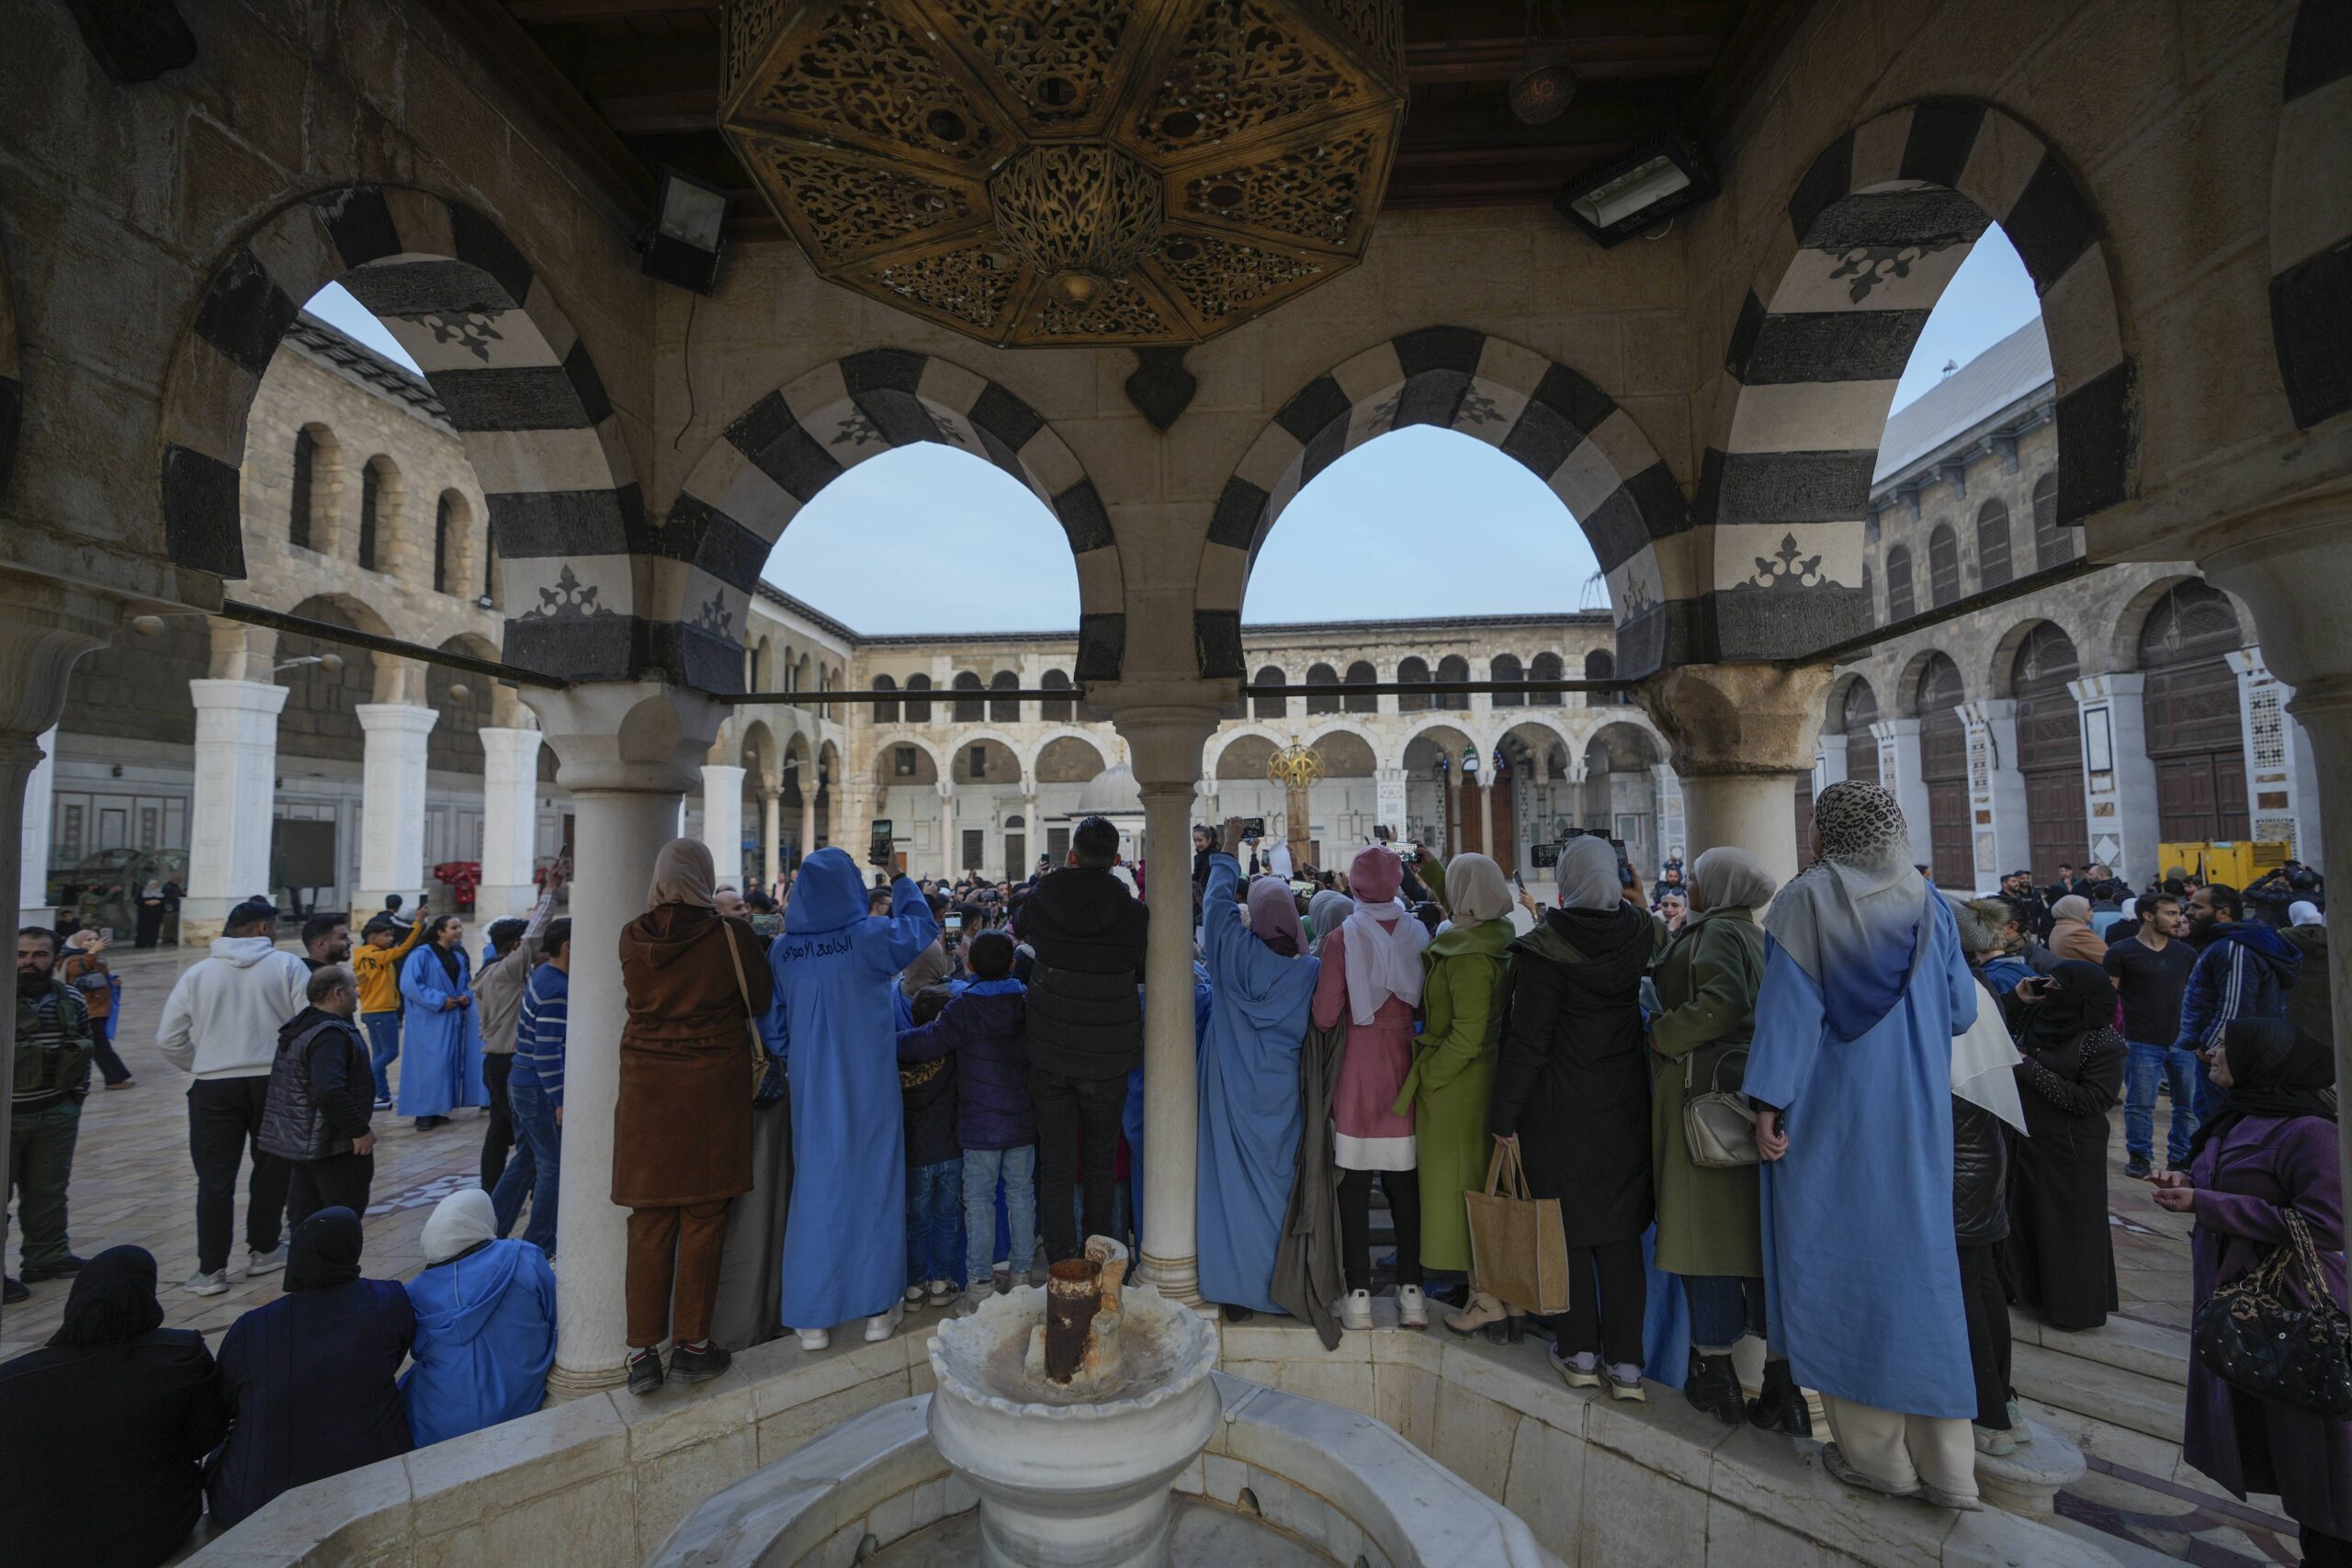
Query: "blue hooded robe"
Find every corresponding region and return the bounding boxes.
[396,943,487,1117]
[1195,854,1320,1313]
[398,1238,557,1446]
[770,850,938,1330]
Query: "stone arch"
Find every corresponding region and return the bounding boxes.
[1890,646,1958,716]
[868,730,949,783]
[286,422,344,553]
[740,717,778,779]
[667,351,1126,684]
[278,592,390,763]
[939,726,1028,773]
[159,185,646,683]
[2100,572,2259,673]
[426,632,500,773]
[1985,615,2062,698]
[1204,723,1290,780]
[1498,716,1579,777]
[1391,717,1486,774]
[434,488,474,598]
[1705,99,2132,659]
[1303,727,1380,778]
[356,454,401,575]
[952,736,1024,786]
[1583,718,1666,773]
[2272,2,2352,430]
[1035,733,1112,784]
[1196,325,1683,678]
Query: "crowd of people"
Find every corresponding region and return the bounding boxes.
[3,781,2345,1564]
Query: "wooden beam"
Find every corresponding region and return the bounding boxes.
[508,0,717,19]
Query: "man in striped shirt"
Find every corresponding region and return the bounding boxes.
[492,919,569,1258]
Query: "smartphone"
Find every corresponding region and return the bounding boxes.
[1531,842,1560,869]
[867,818,895,870]
[1374,825,1394,843]
[1241,817,1265,840]
[945,913,963,931]
[1395,845,1418,863]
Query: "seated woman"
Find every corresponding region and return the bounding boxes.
[207,1209,413,1531]
[0,1247,227,1567]
[2000,960,2124,1331]
[401,1189,559,1447]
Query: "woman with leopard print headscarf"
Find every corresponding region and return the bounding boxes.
[1743,782,1988,1510]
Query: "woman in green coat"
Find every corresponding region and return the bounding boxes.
[1390,852,1518,1337]
[1648,846,1802,1427]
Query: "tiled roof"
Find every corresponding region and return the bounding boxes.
[1873,320,2052,483]
[283,312,448,425]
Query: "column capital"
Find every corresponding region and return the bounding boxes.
[188,676,291,716]
[1635,661,1834,778]
[523,682,726,796]
[353,701,439,735]
[1112,703,1223,788]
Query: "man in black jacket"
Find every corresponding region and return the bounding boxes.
[1018,816,1148,1263]
[258,964,378,1224]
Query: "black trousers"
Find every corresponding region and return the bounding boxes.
[481,1054,515,1190]
[288,1151,376,1227]
[1032,1066,1127,1264]
[2305,1526,2352,1568]
[1337,1168,1423,1291]
[1959,1242,2014,1427]
[187,1077,289,1275]
[1560,1237,1646,1367]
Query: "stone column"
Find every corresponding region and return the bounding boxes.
[18,726,55,927]
[761,784,783,891]
[2063,672,2155,885]
[937,781,957,879]
[1443,770,1462,856]
[701,763,746,887]
[1475,775,1495,859]
[1638,664,1834,887]
[354,701,438,918]
[477,727,544,919]
[1651,762,1686,869]
[1871,718,1933,874]
[523,681,726,1393]
[1961,700,2030,892]
[1114,703,1221,1305]
[800,781,819,874]
[1813,738,1848,794]
[185,679,290,942]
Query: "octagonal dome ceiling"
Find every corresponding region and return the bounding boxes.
[721,0,1407,347]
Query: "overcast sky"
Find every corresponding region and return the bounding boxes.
[306,228,2040,635]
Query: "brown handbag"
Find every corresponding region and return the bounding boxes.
[1464,1140,1569,1315]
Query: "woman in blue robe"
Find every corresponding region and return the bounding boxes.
[1744,781,1983,1509]
[769,848,938,1349]
[397,916,486,1125]
[401,1189,557,1447]
[1197,825,1321,1318]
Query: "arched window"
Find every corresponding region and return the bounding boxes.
[1396,656,1431,713]
[1975,500,2011,590]
[1838,679,1880,785]
[433,493,455,593]
[1584,649,1620,705]
[904,672,933,723]
[989,670,1021,722]
[1490,653,1524,708]
[1529,651,1564,706]
[1250,666,1287,720]
[1435,654,1470,711]
[1343,660,1376,714]
[290,428,318,548]
[1928,525,1959,608]
[953,671,985,721]
[481,524,499,608]
[1041,668,1074,722]
[1306,662,1340,716]
[358,459,385,570]
[874,672,899,723]
[2031,472,2069,570]
[1884,544,1915,621]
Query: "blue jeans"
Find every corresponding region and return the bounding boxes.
[2124,1041,2201,1168]
[492,1080,561,1256]
[965,1145,1037,1288]
[362,1011,400,1103]
[906,1157,964,1289]
[1680,1274,1768,1354]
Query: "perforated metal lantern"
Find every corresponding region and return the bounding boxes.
[722,0,1407,346]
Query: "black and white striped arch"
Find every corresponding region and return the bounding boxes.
[1196,326,1685,681]
[2273,3,2352,431]
[666,351,1126,691]
[160,186,650,684]
[1704,100,2132,661]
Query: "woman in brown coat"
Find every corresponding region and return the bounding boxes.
[616,839,772,1394]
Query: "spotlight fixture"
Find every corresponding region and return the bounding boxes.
[1554,135,1717,248]
[639,167,732,295]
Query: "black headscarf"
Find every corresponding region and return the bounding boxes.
[2020,959,2113,1055]
[45,1245,164,1349]
[2185,1018,2338,1164]
[285,1207,365,1291]
[424,917,463,986]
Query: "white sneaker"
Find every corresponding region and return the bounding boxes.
[245,1245,287,1276]
[1339,1290,1373,1332]
[865,1303,904,1342]
[797,1327,831,1350]
[904,1283,925,1304]
[1396,1284,1429,1329]
[185,1269,230,1297]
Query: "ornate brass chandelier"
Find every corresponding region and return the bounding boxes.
[722,1,1407,346]
[1267,738,1324,872]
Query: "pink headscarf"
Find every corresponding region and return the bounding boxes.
[1349,844,1404,904]
[1245,875,1305,957]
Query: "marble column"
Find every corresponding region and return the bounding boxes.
[18,725,55,927]
[1475,775,1495,859]
[701,763,746,887]
[1443,771,1462,856]
[186,679,290,942]
[2069,672,2160,886]
[1960,700,2030,892]
[354,703,438,918]
[937,782,958,879]
[478,727,543,919]
[800,781,820,872]
[523,681,726,1393]
[1638,663,1835,887]
[1871,718,1933,874]
[1813,738,1848,795]
[761,784,783,891]
[1115,703,1221,1306]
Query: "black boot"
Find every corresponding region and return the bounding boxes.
[1747,1358,1812,1437]
[1684,1350,1746,1426]
[626,1348,666,1396]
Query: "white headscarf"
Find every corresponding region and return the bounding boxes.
[1688,846,1776,914]
[1442,852,1513,925]
[2291,900,2324,928]
[421,1189,498,1266]
[1555,837,1622,911]
[1340,899,1427,1024]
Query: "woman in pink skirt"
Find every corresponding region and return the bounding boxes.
[1311,844,1429,1330]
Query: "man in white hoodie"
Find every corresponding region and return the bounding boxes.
[156,898,311,1295]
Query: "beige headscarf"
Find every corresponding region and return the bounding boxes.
[2051,894,2093,925]
[1442,852,1513,924]
[647,838,718,911]
[1688,847,1777,914]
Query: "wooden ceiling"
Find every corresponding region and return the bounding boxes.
[424,1,1810,240]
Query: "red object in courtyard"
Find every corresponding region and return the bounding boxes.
[432,861,481,909]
